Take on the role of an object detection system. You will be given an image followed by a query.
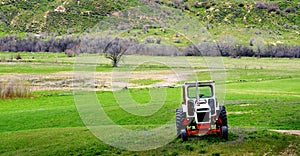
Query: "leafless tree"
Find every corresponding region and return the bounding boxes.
[103,37,137,67]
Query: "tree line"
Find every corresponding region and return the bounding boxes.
[0,35,299,58]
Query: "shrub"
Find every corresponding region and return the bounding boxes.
[284,7,296,13]
[174,38,181,43]
[65,49,75,57]
[145,37,155,43]
[160,28,166,33]
[0,81,32,99]
[142,25,149,33]
[173,0,183,6]
[256,2,280,13]
[117,24,130,30]
[183,25,189,30]
[199,149,206,154]
[184,4,190,10]
[154,0,161,4]
[171,151,179,156]
[249,38,254,46]
[292,25,299,30]
[238,3,244,7]
[212,152,220,156]
[16,53,22,60]
[283,23,289,29]
[1,56,5,62]
[167,2,173,7]
[156,37,161,44]
[256,2,268,9]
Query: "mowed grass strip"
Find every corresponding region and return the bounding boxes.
[0,92,83,132]
[226,78,300,101]
[0,83,299,132]
[0,127,111,156]
[226,78,300,130]
[0,127,299,155]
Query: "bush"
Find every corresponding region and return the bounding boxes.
[65,49,75,57]
[249,38,254,46]
[184,4,190,10]
[156,37,161,44]
[145,37,155,43]
[199,149,206,154]
[1,56,5,62]
[16,53,22,60]
[174,38,181,43]
[0,81,32,99]
[212,152,220,156]
[285,7,296,13]
[143,25,149,33]
[256,2,268,9]
[117,24,130,30]
[255,2,280,13]
[167,2,173,7]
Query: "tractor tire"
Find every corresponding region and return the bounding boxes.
[217,106,229,140]
[221,126,228,140]
[176,108,184,137]
[181,129,188,141]
[219,106,228,127]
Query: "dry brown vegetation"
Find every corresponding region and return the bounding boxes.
[0,80,32,99]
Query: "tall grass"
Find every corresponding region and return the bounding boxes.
[0,81,32,99]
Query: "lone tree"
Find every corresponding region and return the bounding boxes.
[103,37,137,67]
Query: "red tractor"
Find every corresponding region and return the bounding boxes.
[176,81,228,141]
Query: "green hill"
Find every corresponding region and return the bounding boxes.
[0,0,299,45]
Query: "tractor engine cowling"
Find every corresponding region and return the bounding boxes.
[194,100,211,123]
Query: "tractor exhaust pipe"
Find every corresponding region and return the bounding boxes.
[196,80,199,102]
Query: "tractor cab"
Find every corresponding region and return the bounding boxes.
[182,81,219,123]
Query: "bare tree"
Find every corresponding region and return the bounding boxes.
[103,37,137,67]
[252,38,265,58]
[215,35,237,57]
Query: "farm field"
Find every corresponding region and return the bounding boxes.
[0,53,299,155]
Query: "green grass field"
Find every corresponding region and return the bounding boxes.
[0,53,299,155]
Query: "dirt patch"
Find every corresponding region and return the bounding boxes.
[0,69,202,91]
[271,130,300,136]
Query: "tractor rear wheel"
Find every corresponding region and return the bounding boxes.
[176,108,184,137]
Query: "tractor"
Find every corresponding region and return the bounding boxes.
[176,80,228,141]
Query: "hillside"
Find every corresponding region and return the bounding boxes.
[0,0,299,46]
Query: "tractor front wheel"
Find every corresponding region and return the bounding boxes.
[217,106,229,140]
[181,129,188,141]
[221,126,228,140]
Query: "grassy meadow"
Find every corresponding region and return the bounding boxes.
[0,52,299,155]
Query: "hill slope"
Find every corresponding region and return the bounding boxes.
[0,0,299,45]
